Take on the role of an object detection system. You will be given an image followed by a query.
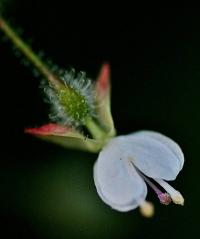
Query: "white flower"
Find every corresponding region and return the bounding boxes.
[94,131,184,214]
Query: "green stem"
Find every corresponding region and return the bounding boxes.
[85,118,108,140]
[0,17,63,89]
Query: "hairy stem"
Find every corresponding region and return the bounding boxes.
[0,17,63,89]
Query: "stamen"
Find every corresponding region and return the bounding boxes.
[155,179,184,206]
[133,164,172,205]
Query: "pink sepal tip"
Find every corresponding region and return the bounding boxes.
[24,123,70,136]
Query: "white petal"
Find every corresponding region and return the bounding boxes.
[94,140,147,212]
[117,131,184,180]
[140,131,184,170]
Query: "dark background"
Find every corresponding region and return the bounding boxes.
[0,4,198,239]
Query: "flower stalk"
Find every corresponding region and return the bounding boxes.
[85,117,110,140]
[0,17,63,89]
[0,16,116,148]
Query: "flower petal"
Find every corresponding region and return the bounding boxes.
[118,131,184,180]
[94,139,147,212]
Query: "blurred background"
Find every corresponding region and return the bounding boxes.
[0,4,199,239]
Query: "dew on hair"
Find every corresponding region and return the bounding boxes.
[38,50,45,58]
[21,58,30,67]
[32,68,40,77]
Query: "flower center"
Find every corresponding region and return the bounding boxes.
[129,160,184,206]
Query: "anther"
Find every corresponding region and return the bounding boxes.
[155,179,184,206]
[133,164,172,205]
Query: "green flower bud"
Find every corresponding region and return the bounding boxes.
[43,69,95,126]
